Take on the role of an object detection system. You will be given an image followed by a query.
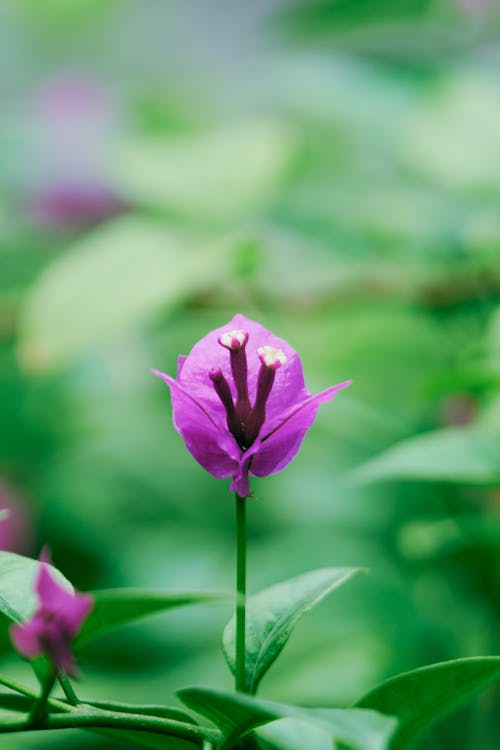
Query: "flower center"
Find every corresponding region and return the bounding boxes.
[210,330,286,450]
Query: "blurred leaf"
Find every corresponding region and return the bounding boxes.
[488,305,500,372]
[109,121,296,222]
[351,425,500,485]
[401,75,500,192]
[397,514,500,561]
[17,217,233,372]
[357,656,500,749]
[11,0,117,28]
[178,687,396,750]
[77,589,224,647]
[0,551,73,624]
[279,0,432,36]
[223,568,363,694]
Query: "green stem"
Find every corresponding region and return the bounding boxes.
[29,668,57,726]
[0,709,220,746]
[235,493,247,692]
[0,683,219,748]
[57,672,79,706]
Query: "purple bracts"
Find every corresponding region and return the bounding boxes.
[10,554,92,675]
[153,314,351,497]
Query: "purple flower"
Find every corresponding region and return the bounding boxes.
[153,314,351,497]
[10,552,92,675]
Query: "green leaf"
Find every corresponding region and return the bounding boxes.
[357,656,500,750]
[351,426,500,486]
[279,0,432,37]
[256,718,333,750]
[77,588,223,648]
[0,551,73,624]
[223,567,364,694]
[17,216,233,372]
[178,687,396,750]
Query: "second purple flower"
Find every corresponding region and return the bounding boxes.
[153,314,351,497]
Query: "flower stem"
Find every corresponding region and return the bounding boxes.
[4,709,220,746]
[58,672,79,706]
[29,668,57,726]
[235,493,247,692]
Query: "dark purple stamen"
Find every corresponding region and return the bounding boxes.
[218,330,251,420]
[230,347,251,418]
[243,365,276,447]
[209,368,245,446]
[210,335,286,451]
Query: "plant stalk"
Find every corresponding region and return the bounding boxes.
[235,493,247,692]
[58,672,79,705]
[4,709,219,745]
[29,668,57,726]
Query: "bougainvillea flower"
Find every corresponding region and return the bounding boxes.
[153,314,351,497]
[10,552,92,675]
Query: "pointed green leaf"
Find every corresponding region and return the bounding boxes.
[178,687,396,750]
[77,589,223,647]
[0,551,73,624]
[223,567,364,694]
[357,656,500,749]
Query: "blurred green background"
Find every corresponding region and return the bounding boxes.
[1,0,500,748]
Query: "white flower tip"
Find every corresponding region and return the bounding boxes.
[257,345,287,370]
[218,329,249,350]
